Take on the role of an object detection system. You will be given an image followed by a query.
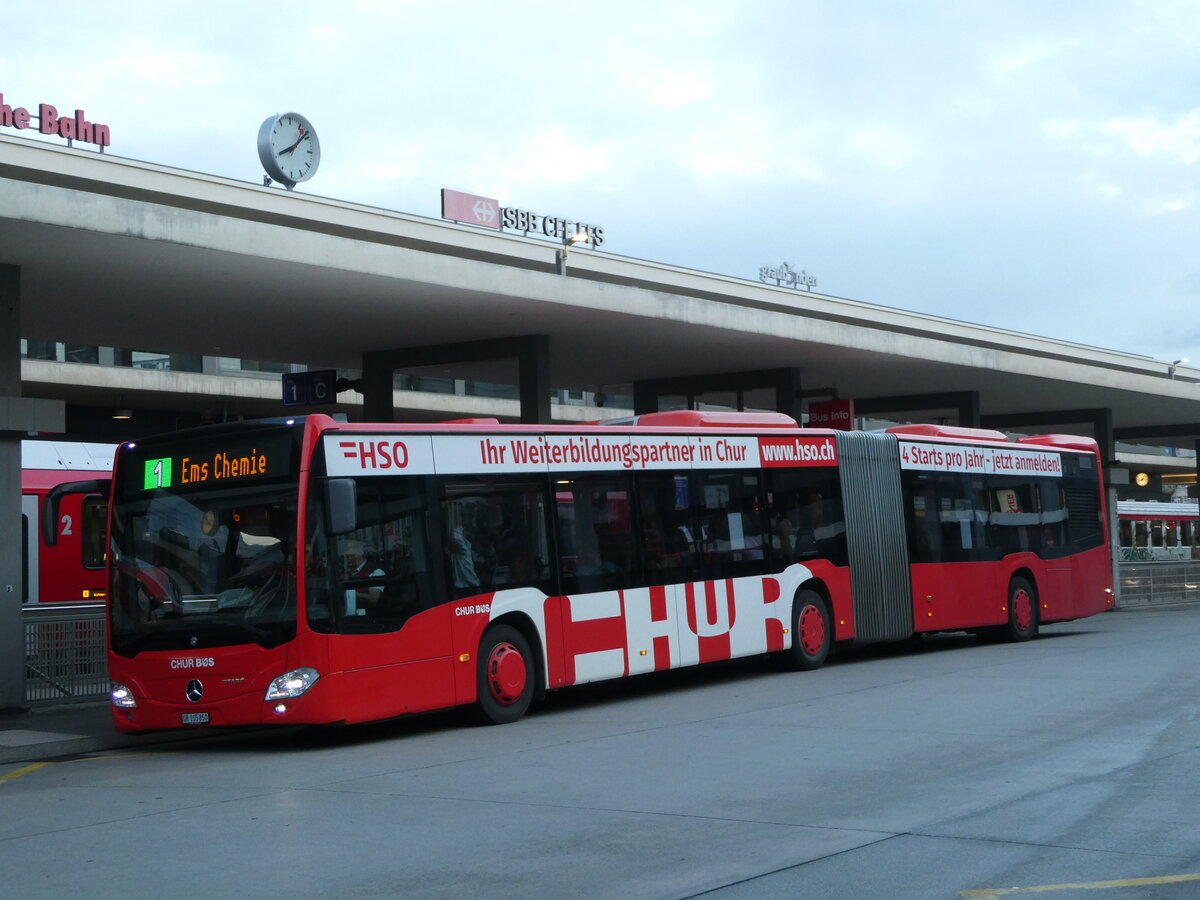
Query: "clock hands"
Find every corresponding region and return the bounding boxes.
[277,128,310,157]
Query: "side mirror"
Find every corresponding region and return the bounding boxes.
[324,478,357,535]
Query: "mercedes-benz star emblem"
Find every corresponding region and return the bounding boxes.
[186,679,204,702]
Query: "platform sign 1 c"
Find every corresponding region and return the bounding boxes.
[282,369,338,407]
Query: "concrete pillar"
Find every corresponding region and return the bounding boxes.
[517,334,551,424]
[360,363,395,423]
[0,265,20,708]
[0,266,66,709]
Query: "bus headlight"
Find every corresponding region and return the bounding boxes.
[264,667,320,701]
[110,682,137,709]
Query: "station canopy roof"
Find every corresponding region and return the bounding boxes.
[2,134,1199,445]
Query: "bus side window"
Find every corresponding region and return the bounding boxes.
[636,472,699,585]
[766,467,848,567]
[694,470,768,579]
[1038,479,1068,556]
[81,496,108,569]
[308,476,435,634]
[989,476,1039,557]
[902,473,941,564]
[554,474,636,595]
[441,477,552,600]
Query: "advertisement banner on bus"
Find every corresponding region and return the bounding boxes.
[324,433,839,477]
[898,441,1063,477]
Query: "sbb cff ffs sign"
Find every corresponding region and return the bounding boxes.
[282,369,338,407]
[441,187,605,245]
[808,399,855,431]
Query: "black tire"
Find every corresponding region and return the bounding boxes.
[786,589,832,670]
[475,624,535,725]
[1002,576,1039,642]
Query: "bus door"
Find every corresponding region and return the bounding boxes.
[835,432,913,643]
[1028,477,1072,620]
[21,494,38,604]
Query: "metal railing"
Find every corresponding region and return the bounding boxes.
[22,602,108,705]
[1117,560,1200,609]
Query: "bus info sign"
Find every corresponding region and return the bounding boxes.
[807,399,855,431]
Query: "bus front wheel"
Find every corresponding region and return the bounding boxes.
[787,590,832,671]
[475,624,535,725]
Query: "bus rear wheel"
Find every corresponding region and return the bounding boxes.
[475,624,534,725]
[787,590,832,671]
[1002,577,1039,642]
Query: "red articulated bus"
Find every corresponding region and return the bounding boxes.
[21,440,114,605]
[103,412,1113,732]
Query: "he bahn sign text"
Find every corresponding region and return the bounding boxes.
[0,92,111,148]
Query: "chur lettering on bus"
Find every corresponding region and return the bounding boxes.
[170,657,215,669]
[543,574,793,687]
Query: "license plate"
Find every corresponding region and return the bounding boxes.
[181,712,210,725]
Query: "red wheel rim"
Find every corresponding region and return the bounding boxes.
[799,604,826,656]
[1012,589,1033,632]
[486,642,527,705]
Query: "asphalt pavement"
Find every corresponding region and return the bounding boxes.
[0,699,192,765]
[4,602,1195,768]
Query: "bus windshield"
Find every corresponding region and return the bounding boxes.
[109,484,299,655]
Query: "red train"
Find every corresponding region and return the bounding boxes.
[21,440,114,605]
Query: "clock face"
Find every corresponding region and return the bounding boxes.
[257,113,321,187]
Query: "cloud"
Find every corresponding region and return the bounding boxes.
[113,44,229,90]
[845,124,921,170]
[1151,196,1191,213]
[1099,111,1200,164]
[994,36,1082,73]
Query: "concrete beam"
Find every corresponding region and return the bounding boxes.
[856,391,981,427]
[633,368,803,419]
[363,334,552,424]
[1113,423,1200,441]
[0,396,65,433]
[982,407,1114,464]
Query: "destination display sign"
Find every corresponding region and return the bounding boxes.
[324,433,838,477]
[119,430,299,496]
[898,440,1062,477]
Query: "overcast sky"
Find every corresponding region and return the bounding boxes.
[4,1,1199,364]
